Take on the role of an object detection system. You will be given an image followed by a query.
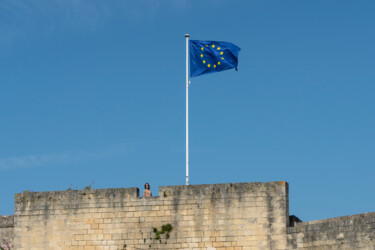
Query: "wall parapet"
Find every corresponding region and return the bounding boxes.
[287,212,375,249]
[15,188,139,215]
[288,211,375,233]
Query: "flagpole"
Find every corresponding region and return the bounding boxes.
[185,34,190,186]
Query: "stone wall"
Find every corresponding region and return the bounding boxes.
[0,215,14,249]
[7,181,375,249]
[14,182,289,250]
[287,212,375,249]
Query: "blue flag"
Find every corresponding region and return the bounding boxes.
[189,40,241,78]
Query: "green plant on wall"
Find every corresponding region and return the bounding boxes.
[84,181,95,190]
[152,224,173,241]
[82,181,95,195]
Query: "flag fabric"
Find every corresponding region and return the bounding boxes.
[189,40,241,78]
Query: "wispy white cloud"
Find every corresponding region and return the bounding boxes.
[0,144,131,171]
[0,0,111,46]
[0,0,190,44]
[0,0,110,31]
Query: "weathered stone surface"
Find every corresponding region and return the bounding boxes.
[0,215,13,228]
[0,215,14,249]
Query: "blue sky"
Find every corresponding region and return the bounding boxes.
[0,0,374,222]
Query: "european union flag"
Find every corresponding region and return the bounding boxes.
[189,40,241,78]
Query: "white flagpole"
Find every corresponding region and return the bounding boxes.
[185,34,190,185]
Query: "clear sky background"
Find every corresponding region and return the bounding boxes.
[0,0,374,221]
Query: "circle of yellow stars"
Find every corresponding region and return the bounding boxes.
[200,44,224,68]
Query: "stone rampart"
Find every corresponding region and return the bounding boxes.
[3,181,374,249]
[14,182,289,250]
[287,212,375,249]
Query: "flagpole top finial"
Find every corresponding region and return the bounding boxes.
[185,34,190,37]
